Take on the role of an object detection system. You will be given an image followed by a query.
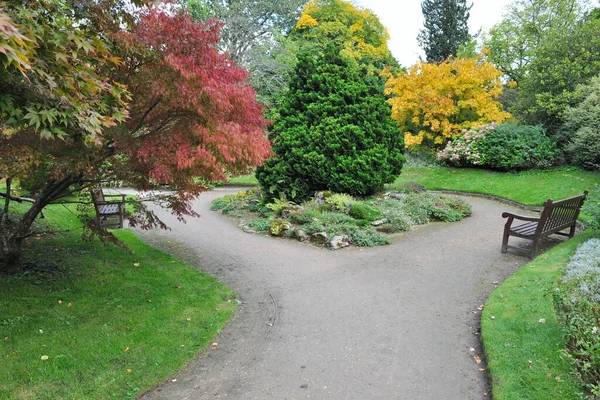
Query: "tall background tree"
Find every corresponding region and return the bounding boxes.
[418,0,472,63]
[184,0,307,108]
[0,2,271,273]
[484,0,600,139]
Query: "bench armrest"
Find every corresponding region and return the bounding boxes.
[501,212,540,222]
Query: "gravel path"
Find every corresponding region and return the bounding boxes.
[135,188,533,400]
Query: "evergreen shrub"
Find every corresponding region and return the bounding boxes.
[256,45,405,202]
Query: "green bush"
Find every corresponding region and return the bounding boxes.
[348,204,383,221]
[338,225,390,247]
[269,218,290,236]
[554,238,600,397]
[256,44,405,202]
[437,123,560,170]
[325,193,356,212]
[563,75,600,170]
[247,218,271,232]
[402,193,471,223]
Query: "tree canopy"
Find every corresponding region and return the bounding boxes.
[485,0,588,83]
[0,1,271,273]
[292,0,399,73]
[385,53,511,149]
[418,0,472,63]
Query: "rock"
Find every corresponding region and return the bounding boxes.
[281,205,304,219]
[387,192,407,200]
[314,191,326,205]
[328,235,350,250]
[310,232,328,245]
[295,229,309,242]
[371,219,388,226]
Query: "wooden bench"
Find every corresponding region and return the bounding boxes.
[91,186,125,229]
[501,191,588,258]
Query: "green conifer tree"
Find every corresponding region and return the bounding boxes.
[256,45,405,202]
[418,0,472,63]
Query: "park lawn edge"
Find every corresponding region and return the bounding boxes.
[391,166,599,206]
[0,205,236,400]
[481,230,600,399]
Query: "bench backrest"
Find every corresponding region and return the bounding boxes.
[91,186,105,204]
[537,191,588,235]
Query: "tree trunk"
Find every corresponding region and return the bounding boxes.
[0,175,81,274]
[0,240,23,275]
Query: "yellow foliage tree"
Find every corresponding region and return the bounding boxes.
[294,0,396,71]
[385,53,512,149]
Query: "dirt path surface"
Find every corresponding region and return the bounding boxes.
[135,188,532,400]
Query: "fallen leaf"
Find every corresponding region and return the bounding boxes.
[41,355,49,360]
[171,379,177,382]
[479,368,485,371]
[555,376,560,381]
[186,318,191,322]
[58,300,63,304]
[469,348,476,353]
[127,369,132,373]
[175,285,182,289]
[474,356,481,364]
[538,318,546,324]
[133,263,140,267]
[490,315,496,319]
[67,303,72,307]
[39,330,43,334]
[125,347,130,352]
[527,360,532,368]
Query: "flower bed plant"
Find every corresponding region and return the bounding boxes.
[553,238,600,397]
[211,186,472,249]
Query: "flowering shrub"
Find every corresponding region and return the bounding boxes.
[554,238,600,396]
[436,124,495,167]
[437,123,559,170]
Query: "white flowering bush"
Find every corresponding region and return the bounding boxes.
[554,238,600,396]
[437,122,559,170]
[436,124,493,167]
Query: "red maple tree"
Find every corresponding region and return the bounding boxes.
[0,3,271,272]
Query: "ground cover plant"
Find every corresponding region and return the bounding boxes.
[210,186,471,248]
[0,204,236,399]
[553,238,600,396]
[482,231,599,399]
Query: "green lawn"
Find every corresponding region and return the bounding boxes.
[227,166,600,206]
[391,166,600,206]
[482,231,599,399]
[0,205,236,399]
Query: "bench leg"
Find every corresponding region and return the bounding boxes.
[501,229,510,253]
[568,223,577,238]
[530,239,540,259]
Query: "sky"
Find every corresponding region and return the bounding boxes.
[353,0,513,67]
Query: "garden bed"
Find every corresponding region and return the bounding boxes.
[210,185,472,249]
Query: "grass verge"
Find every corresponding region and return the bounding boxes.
[0,205,236,400]
[481,230,600,399]
[391,166,599,206]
